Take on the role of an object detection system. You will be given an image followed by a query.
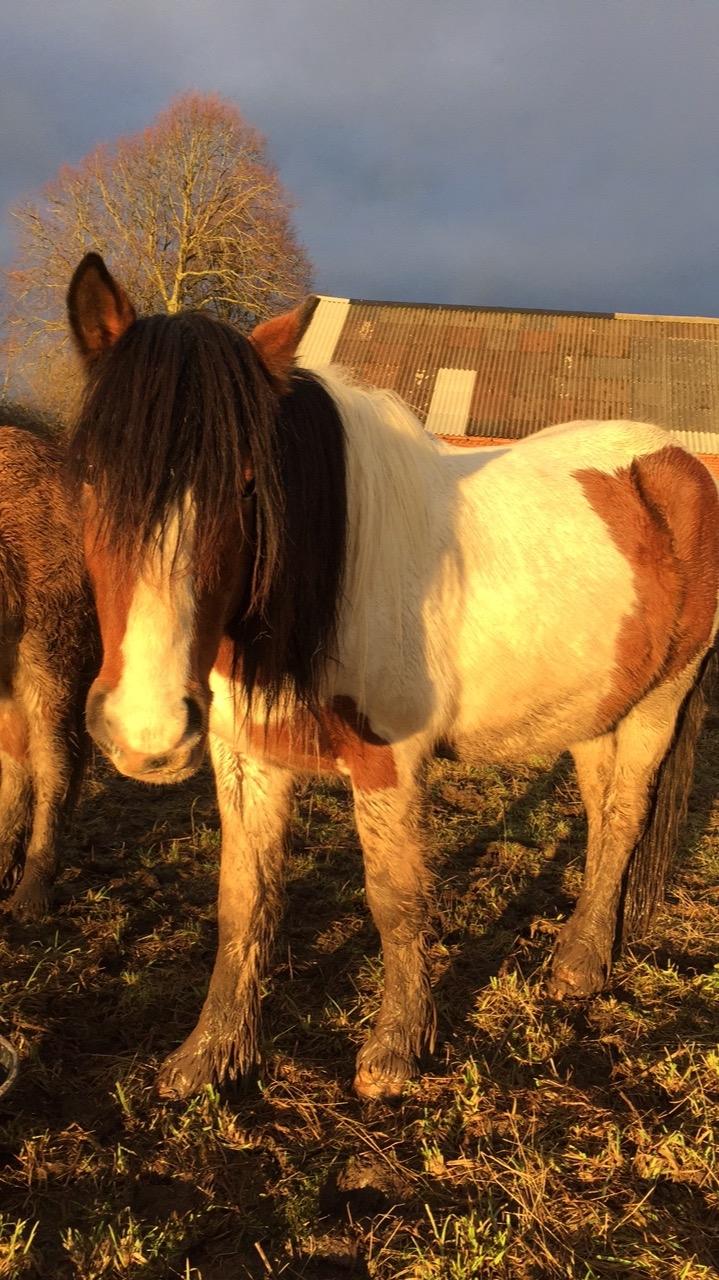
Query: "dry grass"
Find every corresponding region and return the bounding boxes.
[1,709,718,1278]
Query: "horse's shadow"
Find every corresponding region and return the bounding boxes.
[430,754,582,1041]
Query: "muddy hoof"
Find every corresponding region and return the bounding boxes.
[354,1036,418,1101]
[548,933,610,999]
[156,1043,213,1100]
[7,876,51,922]
[156,1023,259,1100]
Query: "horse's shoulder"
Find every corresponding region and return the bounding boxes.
[0,423,61,468]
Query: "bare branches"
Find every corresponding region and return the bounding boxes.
[2,92,312,423]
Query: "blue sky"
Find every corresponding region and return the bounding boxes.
[2,0,718,314]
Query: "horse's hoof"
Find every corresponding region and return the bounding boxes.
[548,933,609,999]
[353,1037,417,1101]
[156,1063,196,1101]
[156,1022,259,1100]
[156,1038,213,1100]
[7,878,51,922]
[354,1067,408,1100]
[156,1053,207,1100]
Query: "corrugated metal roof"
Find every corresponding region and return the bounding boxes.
[299,297,719,449]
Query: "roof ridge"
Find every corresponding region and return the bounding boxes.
[313,295,719,324]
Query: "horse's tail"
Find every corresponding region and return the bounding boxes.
[621,643,719,941]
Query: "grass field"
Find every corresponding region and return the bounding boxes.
[1,706,718,1279]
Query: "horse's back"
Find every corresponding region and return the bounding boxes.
[445,419,719,759]
[0,423,91,716]
[0,424,87,611]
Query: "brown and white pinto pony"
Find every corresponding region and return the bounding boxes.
[67,253,719,1101]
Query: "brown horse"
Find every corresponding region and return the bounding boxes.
[0,418,95,918]
[66,252,719,1102]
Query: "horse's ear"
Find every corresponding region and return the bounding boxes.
[67,253,136,365]
[250,296,319,386]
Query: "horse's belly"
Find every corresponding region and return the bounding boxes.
[451,618,624,760]
[455,691,601,763]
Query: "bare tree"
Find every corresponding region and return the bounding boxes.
[3,93,312,422]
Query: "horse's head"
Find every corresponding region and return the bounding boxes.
[78,481,249,784]
[67,253,324,784]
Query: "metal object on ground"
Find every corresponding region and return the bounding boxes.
[0,1035,18,1100]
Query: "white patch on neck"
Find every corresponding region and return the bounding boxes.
[105,503,196,754]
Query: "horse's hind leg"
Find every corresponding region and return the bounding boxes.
[549,661,701,998]
[157,740,292,1099]
[0,754,31,893]
[8,737,80,922]
[6,668,85,920]
[352,763,436,1100]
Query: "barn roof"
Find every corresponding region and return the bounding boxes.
[297,297,719,459]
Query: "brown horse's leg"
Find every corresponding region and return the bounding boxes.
[549,659,701,998]
[6,650,85,920]
[352,770,436,1100]
[0,753,31,890]
[157,739,292,1099]
[8,716,80,921]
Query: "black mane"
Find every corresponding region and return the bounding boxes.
[68,311,347,711]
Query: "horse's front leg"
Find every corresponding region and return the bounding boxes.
[351,761,436,1100]
[157,740,293,1099]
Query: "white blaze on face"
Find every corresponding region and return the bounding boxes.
[104,504,197,755]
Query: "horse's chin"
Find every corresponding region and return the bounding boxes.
[105,738,207,786]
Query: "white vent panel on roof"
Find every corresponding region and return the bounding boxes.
[297,296,350,367]
[425,368,477,435]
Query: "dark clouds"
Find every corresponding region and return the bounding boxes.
[2,0,719,313]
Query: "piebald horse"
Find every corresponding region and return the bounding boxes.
[67,253,719,1100]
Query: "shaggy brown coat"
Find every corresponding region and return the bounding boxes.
[0,424,95,918]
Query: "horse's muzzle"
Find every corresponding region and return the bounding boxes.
[86,687,208,784]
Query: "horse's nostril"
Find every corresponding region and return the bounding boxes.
[184,696,204,739]
[86,687,111,747]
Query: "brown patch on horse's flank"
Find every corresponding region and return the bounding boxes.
[0,704,28,762]
[633,448,719,674]
[576,446,719,729]
[246,695,398,791]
